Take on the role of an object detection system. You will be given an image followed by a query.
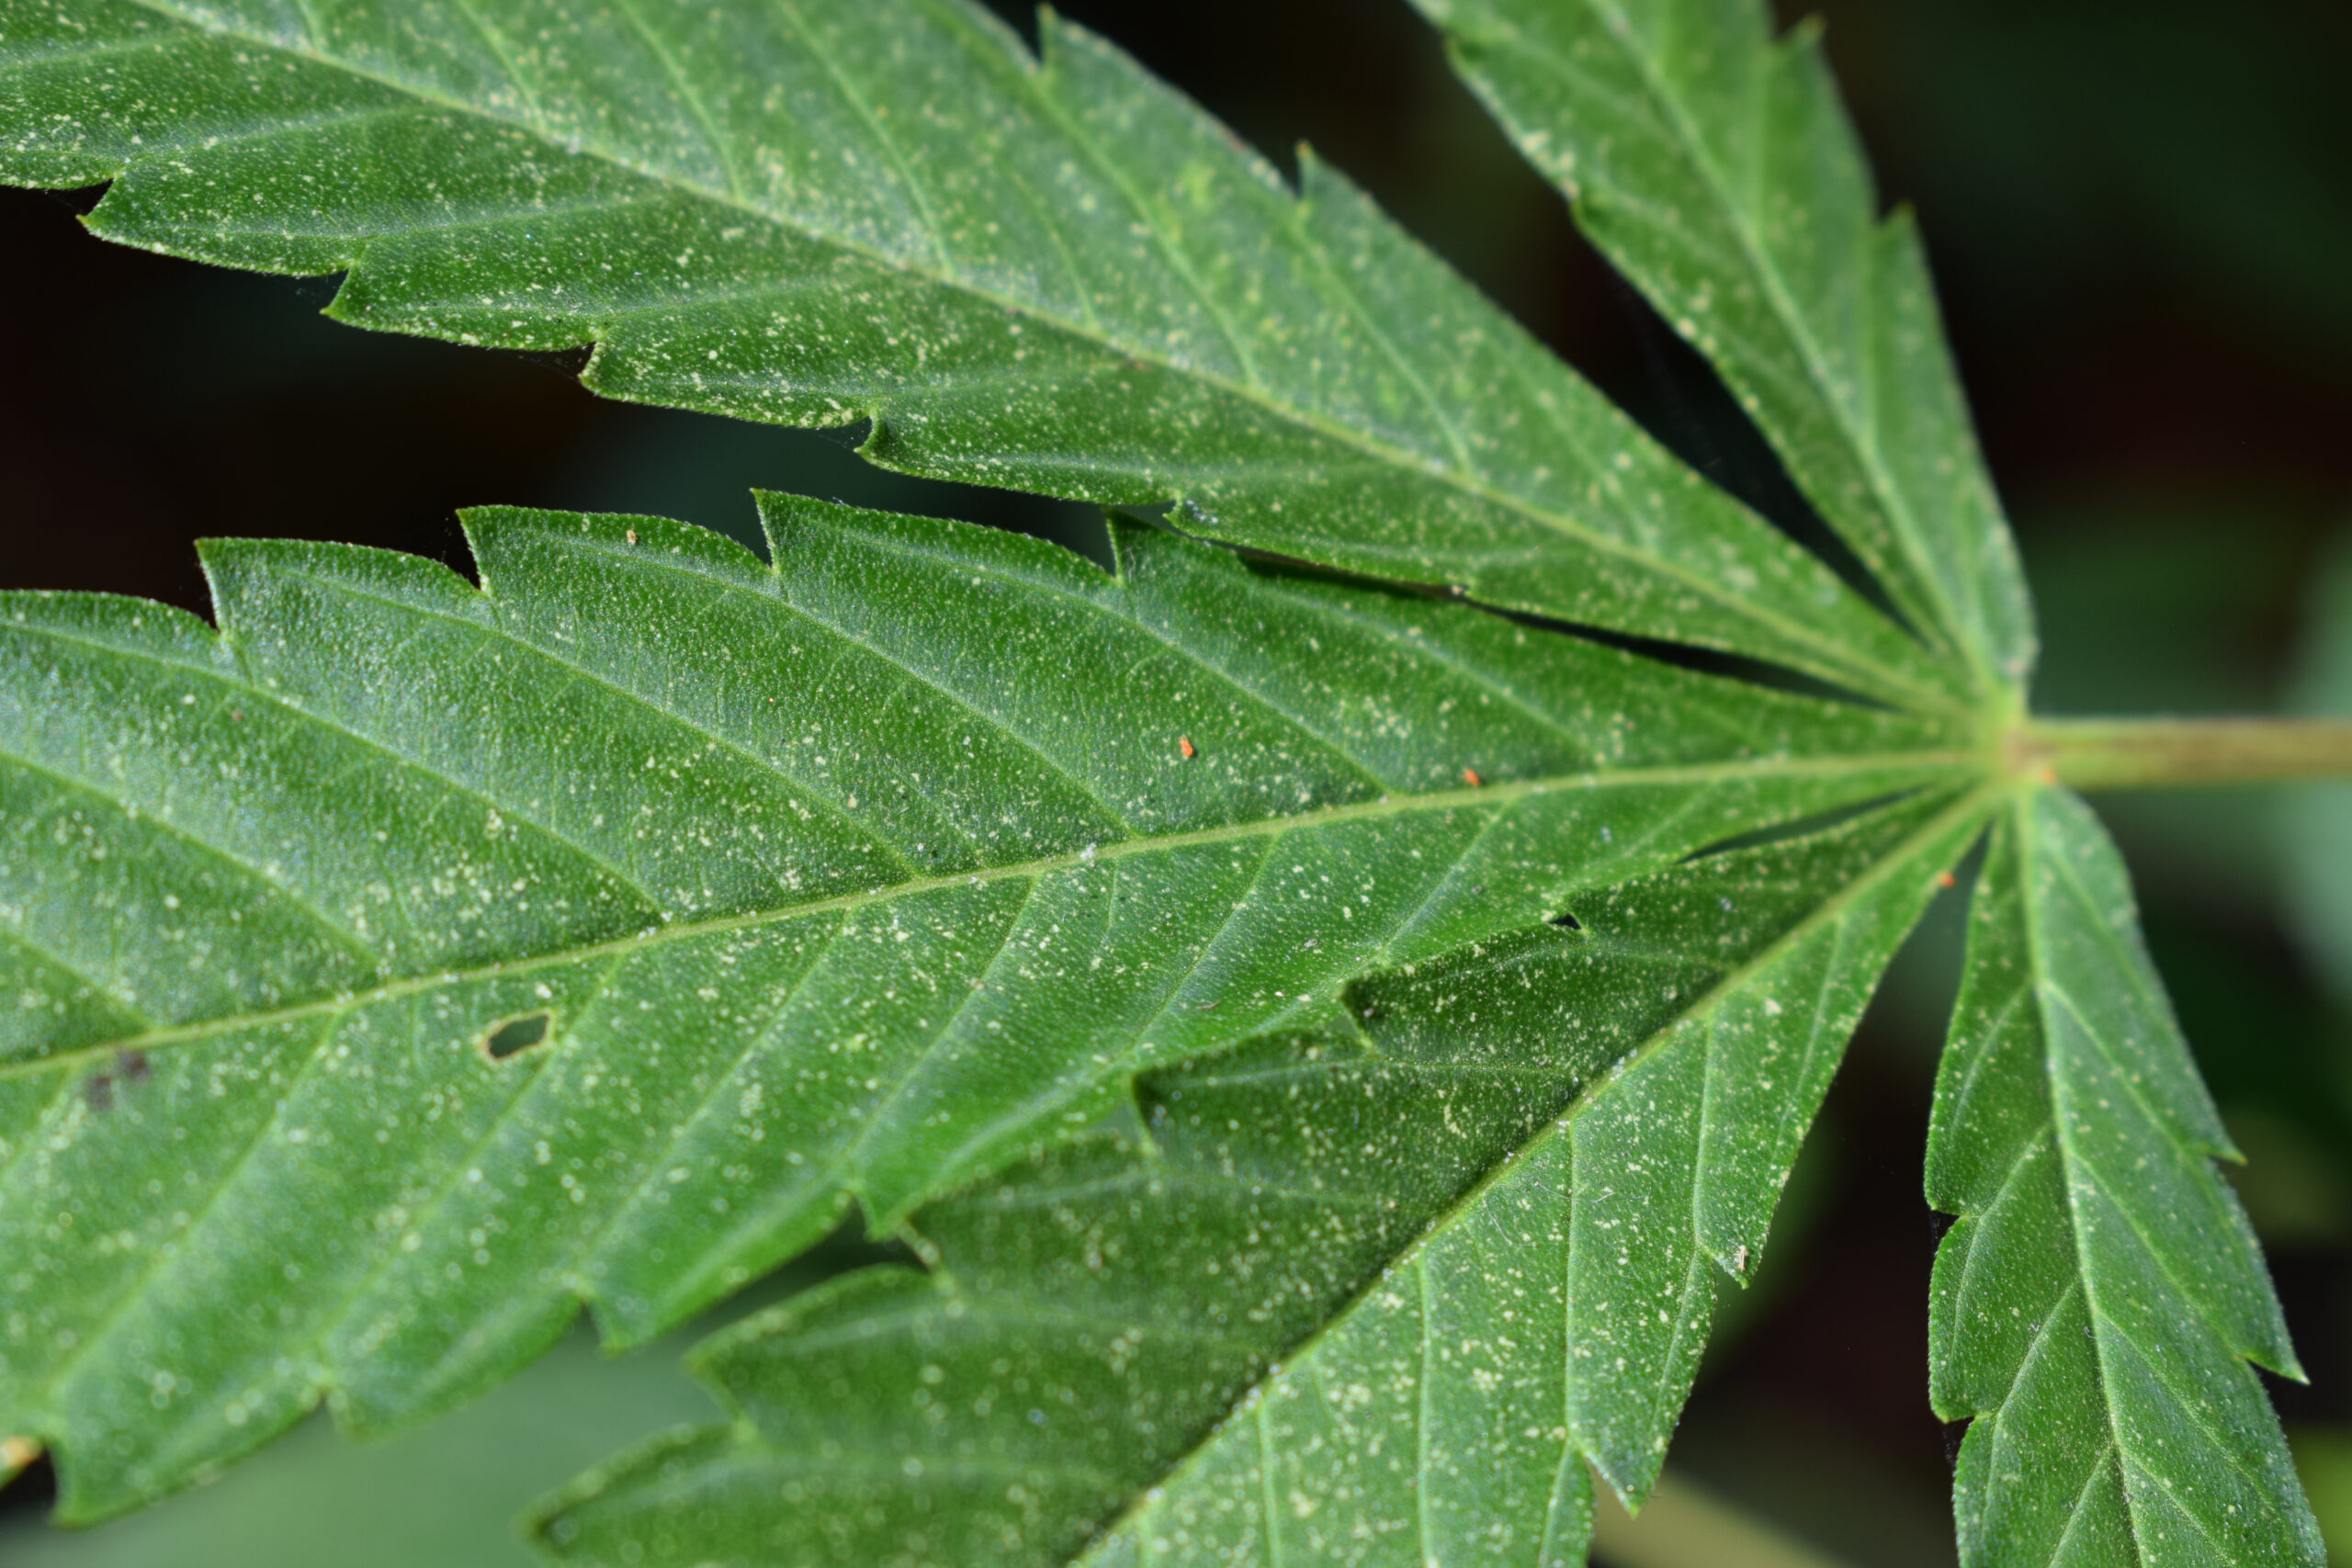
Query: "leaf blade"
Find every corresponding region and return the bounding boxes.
[0,0,1964,706]
[534,786,1993,1566]
[0,502,1966,1518]
[1927,789,2322,1565]
[1414,0,2036,694]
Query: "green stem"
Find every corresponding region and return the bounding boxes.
[2011,717,2352,790]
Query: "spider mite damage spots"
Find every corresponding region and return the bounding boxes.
[1462,767,1482,787]
[82,1048,152,1113]
[480,1011,554,1061]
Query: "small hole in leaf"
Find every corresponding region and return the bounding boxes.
[1548,912,1583,931]
[481,1012,552,1060]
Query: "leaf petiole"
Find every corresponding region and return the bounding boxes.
[2010,716,2352,788]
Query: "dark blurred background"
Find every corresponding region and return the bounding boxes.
[4,0,2349,1562]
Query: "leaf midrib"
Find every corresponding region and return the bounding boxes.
[94,0,1959,714]
[2014,794,2274,1562]
[0,747,1981,1084]
[2065,1158,2283,1509]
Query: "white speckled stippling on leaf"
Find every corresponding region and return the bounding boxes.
[1927,792,2323,1565]
[534,787,1989,1567]
[0,0,2322,1562]
[3,0,1955,709]
[0,495,1959,1520]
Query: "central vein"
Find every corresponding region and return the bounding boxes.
[2,748,1977,1079]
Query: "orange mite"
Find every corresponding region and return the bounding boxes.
[1937,871,1958,889]
[1462,767,1483,787]
[1179,736,1196,760]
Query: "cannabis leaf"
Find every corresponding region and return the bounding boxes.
[1413,0,2036,691]
[532,786,1987,1567]
[1927,789,2322,1563]
[0,0,1953,709]
[1,0,2333,1562]
[0,495,1953,1519]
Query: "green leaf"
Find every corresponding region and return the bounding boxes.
[0,0,1956,709]
[532,786,1991,1567]
[16,7,2313,1567]
[1927,788,2323,1564]
[1412,0,2036,694]
[0,498,1962,1519]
